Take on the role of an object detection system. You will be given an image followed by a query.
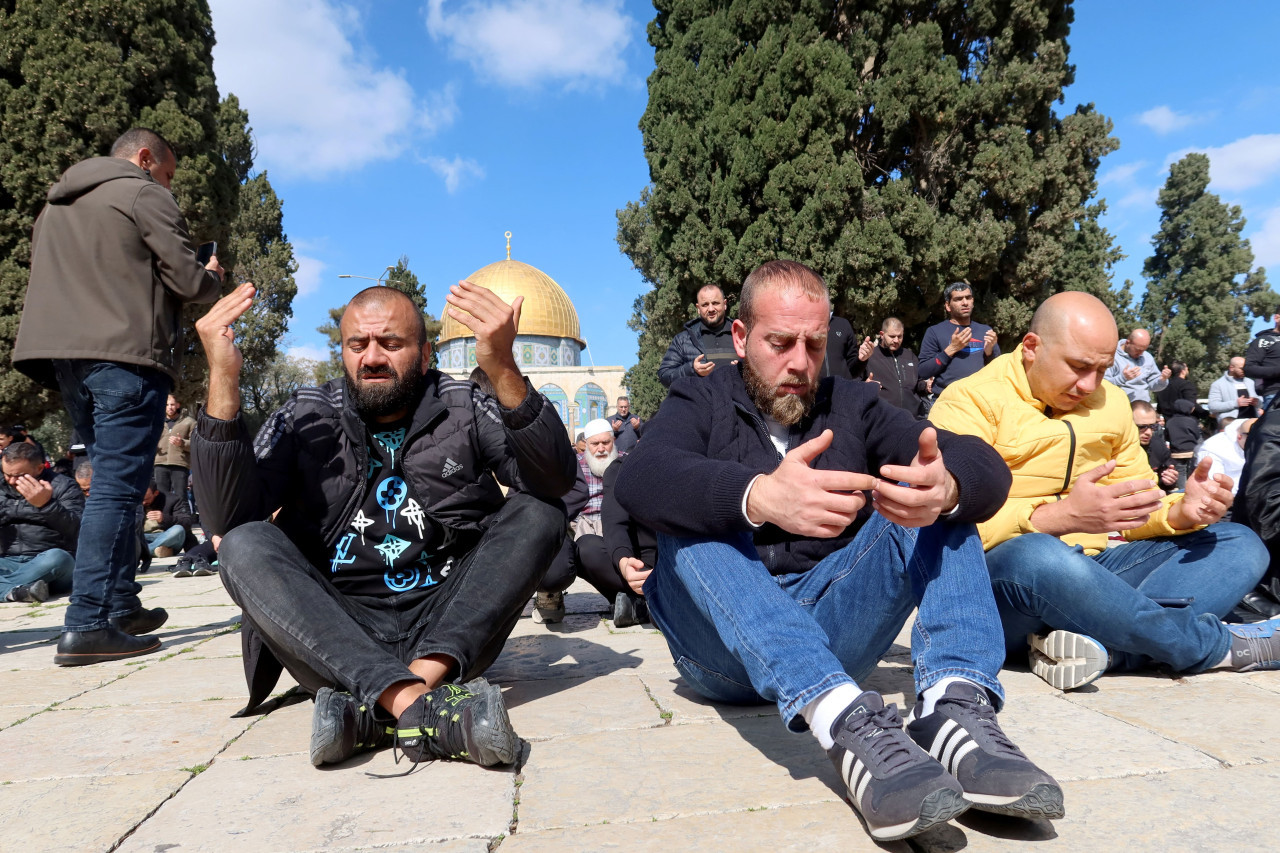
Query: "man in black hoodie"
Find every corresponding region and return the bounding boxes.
[14,128,223,666]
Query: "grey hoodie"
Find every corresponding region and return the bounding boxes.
[14,157,221,387]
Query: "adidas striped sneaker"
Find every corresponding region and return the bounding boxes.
[826,690,968,841]
[1029,630,1109,691]
[906,681,1064,820]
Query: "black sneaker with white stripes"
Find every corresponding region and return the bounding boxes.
[827,690,968,841]
[906,681,1064,820]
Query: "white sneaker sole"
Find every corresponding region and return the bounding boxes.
[1029,631,1107,691]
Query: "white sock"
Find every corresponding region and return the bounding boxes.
[916,676,971,717]
[801,682,862,750]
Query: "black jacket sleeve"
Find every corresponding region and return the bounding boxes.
[602,458,633,568]
[191,409,287,537]
[475,380,576,500]
[658,329,699,388]
[1246,336,1280,385]
[616,377,761,537]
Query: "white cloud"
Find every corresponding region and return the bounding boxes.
[1250,206,1280,269]
[1098,161,1147,186]
[293,253,326,297]
[286,343,331,363]
[425,0,635,88]
[425,155,486,192]
[1115,185,1160,210]
[1137,105,1195,135]
[210,0,455,178]
[1175,134,1280,193]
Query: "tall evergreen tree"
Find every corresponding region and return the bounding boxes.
[618,0,1120,416]
[317,255,442,381]
[1139,153,1276,390]
[0,0,236,426]
[1050,200,1134,327]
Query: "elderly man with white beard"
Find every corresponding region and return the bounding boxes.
[532,419,633,624]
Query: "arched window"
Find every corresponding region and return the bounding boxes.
[575,382,608,422]
[538,384,569,425]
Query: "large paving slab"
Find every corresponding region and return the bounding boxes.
[0,771,190,853]
[116,750,517,853]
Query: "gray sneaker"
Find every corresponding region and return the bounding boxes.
[1227,617,1280,671]
[828,691,968,841]
[1028,630,1108,691]
[906,682,1064,820]
[310,687,393,766]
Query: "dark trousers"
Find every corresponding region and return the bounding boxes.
[217,493,564,711]
[153,465,189,510]
[539,533,655,601]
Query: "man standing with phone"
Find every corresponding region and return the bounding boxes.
[918,282,1000,396]
[14,128,223,665]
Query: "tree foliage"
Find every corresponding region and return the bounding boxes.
[241,353,321,435]
[618,0,1122,416]
[0,0,238,426]
[1138,153,1276,390]
[317,255,443,381]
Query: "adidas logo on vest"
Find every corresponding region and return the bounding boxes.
[442,458,463,478]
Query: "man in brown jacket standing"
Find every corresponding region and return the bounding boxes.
[14,128,223,665]
[155,394,196,510]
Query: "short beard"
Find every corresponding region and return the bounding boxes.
[743,359,814,427]
[586,447,618,477]
[345,351,424,419]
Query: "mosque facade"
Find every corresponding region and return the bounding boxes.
[437,233,629,439]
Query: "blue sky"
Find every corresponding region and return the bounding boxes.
[207,1,1280,369]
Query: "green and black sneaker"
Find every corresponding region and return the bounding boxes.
[395,677,519,767]
[310,687,394,767]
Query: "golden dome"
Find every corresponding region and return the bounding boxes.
[439,233,583,345]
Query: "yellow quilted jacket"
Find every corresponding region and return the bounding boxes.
[929,346,1190,555]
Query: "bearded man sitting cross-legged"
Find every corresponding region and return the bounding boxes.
[191,280,575,769]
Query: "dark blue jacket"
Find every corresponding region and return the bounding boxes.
[616,363,1011,575]
[917,320,1000,391]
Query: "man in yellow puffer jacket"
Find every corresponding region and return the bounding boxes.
[930,292,1272,690]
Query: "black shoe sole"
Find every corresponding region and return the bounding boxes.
[54,636,162,666]
[968,782,1066,820]
[851,786,970,841]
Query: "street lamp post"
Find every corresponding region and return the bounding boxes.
[337,265,404,286]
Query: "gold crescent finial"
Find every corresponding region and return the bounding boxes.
[505,230,512,260]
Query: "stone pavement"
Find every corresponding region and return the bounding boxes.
[2,561,1280,853]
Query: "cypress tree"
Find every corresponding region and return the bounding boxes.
[1139,153,1276,390]
[618,0,1120,416]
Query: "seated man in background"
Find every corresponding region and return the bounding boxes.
[1,441,82,603]
[930,292,1273,692]
[192,281,575,770]
[1132,401,1179,493]
[140,481,193,558]
[619,260,1060,842]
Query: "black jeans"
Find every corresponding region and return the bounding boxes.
[540,533,655,601]
[217,493,564,711]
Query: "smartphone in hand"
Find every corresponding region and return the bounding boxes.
[197,241,217,265]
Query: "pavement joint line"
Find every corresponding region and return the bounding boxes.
[103,705,265,850]
[636,673,674,725]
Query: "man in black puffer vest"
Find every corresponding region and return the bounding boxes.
[192,282,575,771]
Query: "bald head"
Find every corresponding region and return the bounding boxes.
[1023,291,1120,412]
[1028,292,1118,347]
[1121,328,1152,360]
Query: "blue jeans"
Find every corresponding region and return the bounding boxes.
[649,513,1006,731]
[986,522,1268,673]
[54,360,169,631]
[145,524,186,555]
[0,550,75,599]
